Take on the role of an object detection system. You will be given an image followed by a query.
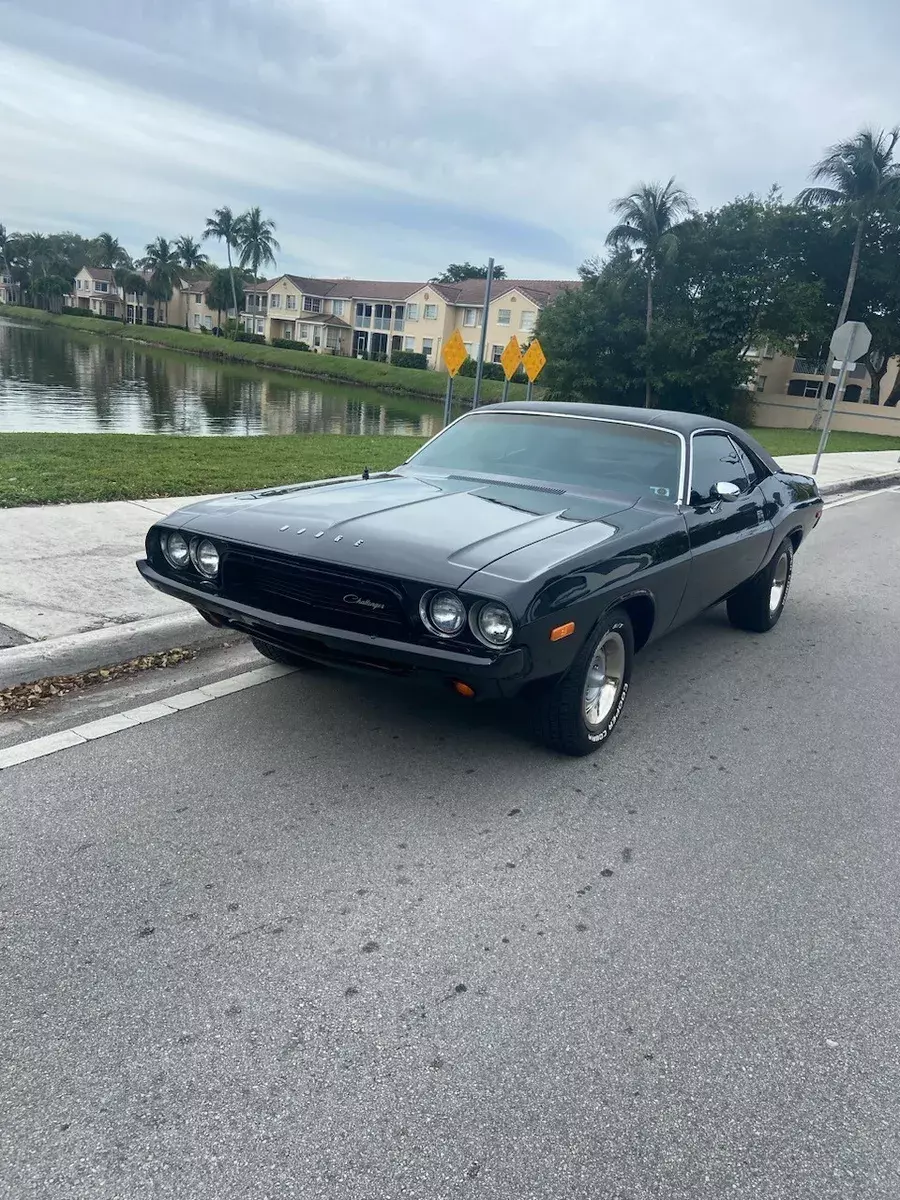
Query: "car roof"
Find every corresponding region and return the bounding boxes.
[472,401,780,470]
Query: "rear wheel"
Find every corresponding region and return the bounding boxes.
[726,538,793,633]
[535,607,634,756]
[250,636,319,669]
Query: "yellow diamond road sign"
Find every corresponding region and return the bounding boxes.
[522,338,547,382]
[500,336,522,380]
[442,329,468,377]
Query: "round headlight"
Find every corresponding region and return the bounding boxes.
[161,530,190,570]
[474,601,514,647]
[424,591,466,637]
[191,538,220,578]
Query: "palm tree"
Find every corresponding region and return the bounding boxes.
[236,207,280,279]
[94,231,130,269]
[798,128,900,424]
[142,236,182,325]
[175,235,208,272]
[606,178,695,407]
[204,207,242,332]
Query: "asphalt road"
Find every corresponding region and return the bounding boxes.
[2,491,899,1200]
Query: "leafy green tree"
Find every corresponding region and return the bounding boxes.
[798,128,900,422]
[204,207,242,332]
[431,262,508,283]
[32,273,71,314]
[175,235,208,272]
[141,237,182,325]
[236,207,280,279]
[606,178,695,407]
[205,267,245,328]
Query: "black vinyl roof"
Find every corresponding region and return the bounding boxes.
[474,402,780,471]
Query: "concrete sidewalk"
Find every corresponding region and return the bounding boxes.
[1,449,899,686]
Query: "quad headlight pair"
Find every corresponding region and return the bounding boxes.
[419,590,514,648]
[160,531,220,578]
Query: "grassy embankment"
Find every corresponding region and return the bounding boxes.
[3,306,528,404]
[2,427,899,508]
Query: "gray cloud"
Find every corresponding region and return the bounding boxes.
[2,0,898,278]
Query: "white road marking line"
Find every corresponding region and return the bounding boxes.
[0,663,295,771]
[825,486,900,509]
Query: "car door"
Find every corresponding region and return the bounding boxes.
[679,432,771,617]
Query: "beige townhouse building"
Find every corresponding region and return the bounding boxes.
[0,270,15,303]
[241,274,577,369]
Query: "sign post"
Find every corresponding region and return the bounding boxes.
[441,329,468,427]
[471,258,495,410]
[521,338,547,401]
[812,321,872,475]
[499,335,522,403]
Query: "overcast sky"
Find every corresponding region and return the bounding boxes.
[2,0,898,281]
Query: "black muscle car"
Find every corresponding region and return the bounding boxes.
[137,402,823,755]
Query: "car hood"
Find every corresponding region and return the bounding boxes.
[165,471,634,588]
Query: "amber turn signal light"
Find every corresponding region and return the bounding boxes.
[550,621,575,642]
[453,681,476,698]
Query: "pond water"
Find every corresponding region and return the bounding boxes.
[0,316,452,437]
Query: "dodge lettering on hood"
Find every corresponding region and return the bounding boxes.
[137,402,823,755]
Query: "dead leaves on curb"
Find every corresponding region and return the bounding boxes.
[0,648,197,715]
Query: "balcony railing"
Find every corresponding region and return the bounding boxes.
[372,317,392,331]
[793,356,866,378]
[356,314,371,328]
[393,318,405,332]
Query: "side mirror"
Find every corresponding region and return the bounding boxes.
[712,481,741,501]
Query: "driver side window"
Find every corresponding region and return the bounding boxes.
[690,434,749,505]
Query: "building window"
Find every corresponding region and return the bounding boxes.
[286,294,297,310]
[204,315,212,329]
[463,342,473,356]
[303,296,321,312]
[491,345,503,364]
[497,308,511,326]
[463,308,478,327]
[193,293,202,303]
[96,281,108,293]
[270,294,281,308]
[422,338,433,356]
[424,304,438,320]
[406,303,419,321]
[843,384,862,403]
[256,319,264,335]
[193,314,200,328]
[76,280,81,290]
[756,375,767,392]
[520,310,535,332]
[332,299,345,317]
[404,336,416,351]
[356,302,372,325]
[300,323,311,339]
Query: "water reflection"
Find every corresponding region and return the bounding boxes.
[0,316,447,438]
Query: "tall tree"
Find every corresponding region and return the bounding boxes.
[141,236,182,325]
[93,231,130,270]
[431,262,508,283]
[236,207,280,279]
[605,178,695,406]
[798,127,900,423]
[204,207,242,332]
[175,235,208,272]
[205,267,245,330]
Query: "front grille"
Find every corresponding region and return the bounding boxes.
[221,548,408,635]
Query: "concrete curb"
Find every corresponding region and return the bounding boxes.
[0,612,238,689]
[818,471,900,498]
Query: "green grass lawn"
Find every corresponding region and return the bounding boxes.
[0,433,425,507]
[751,427,900,456]
[4,307,529,404]
[3,425,899,507]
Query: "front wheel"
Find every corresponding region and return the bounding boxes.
[535,608,634,756]
[726,538,794,633]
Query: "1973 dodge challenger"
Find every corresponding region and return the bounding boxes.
[137,402,823,755]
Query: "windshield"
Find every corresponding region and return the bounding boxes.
[407,413,682,501]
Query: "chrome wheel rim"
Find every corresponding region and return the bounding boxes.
[583,631,626,729]
[769,552,789,614]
